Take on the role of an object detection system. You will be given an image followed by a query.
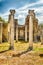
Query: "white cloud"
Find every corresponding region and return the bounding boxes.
[17,0,43,11]
[36,15,43,24]
[18,15,24,18]
[0,0,43,24]
[0,11,10,21]
[16,0,43,14]
[15,0,43,24]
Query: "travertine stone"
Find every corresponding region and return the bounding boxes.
[25,25,27,42]
[16,25,18,41]
[8,9,39,44]
[0,22,3,43]
[8,21,10,43]
[29,15,33,50]
[8,10,15,49]
[34,33,38,42]
[41,29,43,44]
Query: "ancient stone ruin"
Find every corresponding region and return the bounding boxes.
[0,9,43,48]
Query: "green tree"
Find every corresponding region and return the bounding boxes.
[0,17,6,23]
[39,24,43,27]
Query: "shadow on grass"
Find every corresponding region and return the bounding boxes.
[0,49,10,53]
[0,47,32,57]
[12,49,31,57]
[15,40,28,43]
[39,54,43,57]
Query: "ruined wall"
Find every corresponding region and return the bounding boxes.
[14,19,18,39]
[18,25,25,40]
[2,23,8,42]
[2,10,39,42]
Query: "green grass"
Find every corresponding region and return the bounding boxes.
[33,47,43,52]
[0,41,43,65]
[0,42,10,52]
[0,41,43,52]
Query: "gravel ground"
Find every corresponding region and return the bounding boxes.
[0,51,43,65]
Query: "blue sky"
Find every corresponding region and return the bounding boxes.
[0,0,43,24]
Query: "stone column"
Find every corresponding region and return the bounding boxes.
[16,25,18,41]
[1,23,3,43]
[34,33,37,42]
[0,23,3,43]
[29,15,33,50]
[9,10,15,50]
[8,22,10,43]
[25,25,27,42]
[34,24,38,42]
[41,29,43,44]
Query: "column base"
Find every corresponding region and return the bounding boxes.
[29,46,33,50]
[25,41,27,43]
[16,40,18,42]
[9,46,14,50]
[41,43,43,45]
[27,46,33,51]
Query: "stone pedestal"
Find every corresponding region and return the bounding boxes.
[29,15,33,50]
[16,25,18,41]
[25,25,27,42]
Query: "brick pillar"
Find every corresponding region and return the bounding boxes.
[9,10,15,50]
[29,15,33,50]
[16,25,18,41]
[25,25,27,42]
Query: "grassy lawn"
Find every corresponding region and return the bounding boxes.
[0,41,43,65]
[0,42,9,52]
[0,41,43,52]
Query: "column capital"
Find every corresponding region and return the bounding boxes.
[10,9,15,15]
[29,14,33,16]
[28,10,34,14]
[28,10,35,18]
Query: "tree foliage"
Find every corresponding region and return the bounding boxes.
[0,17,8,27]
[0,17,6,23]
[39,24,43,27]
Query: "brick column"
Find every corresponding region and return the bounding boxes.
[16,25,18,41]
[29,15,33,50]
[25,25,27,42]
